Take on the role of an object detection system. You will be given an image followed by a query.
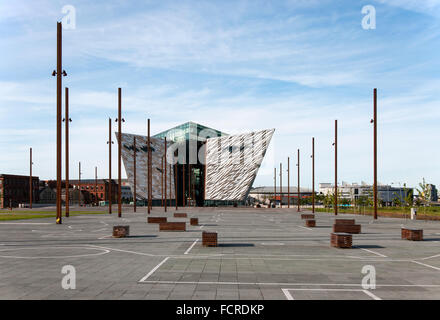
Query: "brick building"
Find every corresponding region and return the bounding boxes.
[69,179,117,205]
[0,174,40,208]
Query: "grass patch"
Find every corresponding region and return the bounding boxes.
[315,206,440,217]
[0,211,107,221]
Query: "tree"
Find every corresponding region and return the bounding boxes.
[323,192,333,209]
[416,178,430,207]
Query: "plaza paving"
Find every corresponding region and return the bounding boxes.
[0,206,439,300]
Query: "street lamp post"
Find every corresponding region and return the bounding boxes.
[279,163,282,208]
[287,157,290,208]
[371,88,378,220]
[78,161,81,206]
[297,149,300,212]
[115,88,124,218]
[95,166,98,206]
[147,118,151,214]
[29,148,32,209]
[53,22,67,225]
[63,87,72,217]
[107,118,114,214]
[133,136,137,212]
[312,137,315,213]
[274,167,277,208]
[333,120,338,216]
[164,137,167,212]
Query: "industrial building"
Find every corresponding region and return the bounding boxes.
[0,174,39,208]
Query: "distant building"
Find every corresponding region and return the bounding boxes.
[427,184,438,202]
[319,182,412,206]
[42,179,118,205]
[39,186,57,204]
[249,186,313,205]
[69,179,118,205]
[0,174,39,208]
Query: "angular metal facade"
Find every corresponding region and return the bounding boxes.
[204,129,275,201]
[117,132,175,200]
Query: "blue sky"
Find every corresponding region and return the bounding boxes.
[0,0,439,189]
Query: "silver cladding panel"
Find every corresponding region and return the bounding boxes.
[117,132,175,200]
[204,129,274,201]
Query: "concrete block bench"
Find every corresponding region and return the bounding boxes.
[190,218,199,226]
[148,217,167,224]
[202,231,218,247]
[159,222,186,231]
[331,232,352,248]
[401,227,423,241]
[334,219,355,225]
[301,214,315,220]
[333,224,361,234]
[305,219,316,227]
[113,225,129,238]
[174,213,187,218]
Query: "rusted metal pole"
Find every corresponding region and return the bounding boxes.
[182,162,185,207]
[297,149,300,212]
[133,136,137,212]
[78,161,81,206]
[95,166,98,206]
[64,87,70,217]
[189,163,192,206]
[147,119,151,213]
[161,156,164,207]
[312,137,315,213]
[117,88,122,218]
[287,157,290,208]
[164,137,167,212]
[29,147,32,209]
[56,22,62,224]
[334,119,338,216]
[279,163,282,208]
[274,167,276,207]
[192,166,195,206]
[169,162,171,210]
[108,117,113,214]
[373,88,378,220]
[174,163,178,210]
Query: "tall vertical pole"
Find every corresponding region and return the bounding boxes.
[161,156,164,207]
[279,163,282,208]
[169,163,172,210]
[192,166,196,206]
[287,157,290,208]
[164,137,167,212]
[117,88,122,218]
[56,22,62,224]
[29,148,32,209]
[133,136,137,212]
[108,118,112,214]
[174,163,178,210]
[312,137,315,213]
[65,87,70,217]
[182,162,186,207]
[334,120,338,216]
[274,167,276,207]
[95,166,98,206]
[78,161,81,206]
[297,149,300,212]
[147,118,151,214]
[189,164,192,206]
[373,88,378,220]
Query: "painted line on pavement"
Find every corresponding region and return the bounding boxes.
[184,239,199,255]
[139,257,170,282]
